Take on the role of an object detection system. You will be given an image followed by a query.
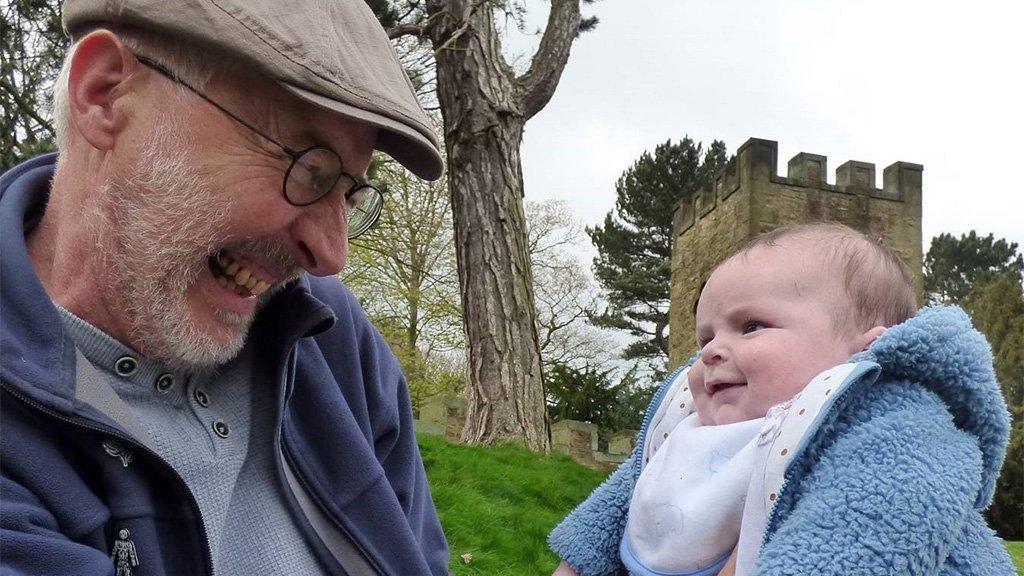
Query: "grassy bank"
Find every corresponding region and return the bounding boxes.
[419,434,1024,575]
[1007,541,1023,575]
[418,434,609,575]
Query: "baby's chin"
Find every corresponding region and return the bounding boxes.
[695,398,763,426]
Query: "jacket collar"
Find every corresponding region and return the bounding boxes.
[0,154,76,410]
[854,306,1011,507]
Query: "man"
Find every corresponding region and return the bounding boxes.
[0,0,448,574]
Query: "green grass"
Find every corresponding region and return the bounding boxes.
[420,435,1024,575]
[1007,541,1024,575]
[418,434,610,576]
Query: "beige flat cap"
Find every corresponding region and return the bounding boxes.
[63,0,444,180]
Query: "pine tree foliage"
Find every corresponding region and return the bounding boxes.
[1,0,67,170]
[588,137,727,368]
[963,274,1024,540]
[545,363,619,426]
[923,231,1024,305]
[924,231,1024,540]
[545,362,657,437]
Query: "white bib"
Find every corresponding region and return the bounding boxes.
[623,413,764,575]
[620,362,871,576]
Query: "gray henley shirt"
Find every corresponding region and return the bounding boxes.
[59,306,326,576]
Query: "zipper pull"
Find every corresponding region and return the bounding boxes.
[102,439,134,468]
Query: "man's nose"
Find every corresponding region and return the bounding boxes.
[288,199,349,276]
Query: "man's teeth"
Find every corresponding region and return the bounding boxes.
[214,251,270,296]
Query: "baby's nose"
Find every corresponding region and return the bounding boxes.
[700,341,726,365]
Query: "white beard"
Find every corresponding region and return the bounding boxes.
[98,121,251,370]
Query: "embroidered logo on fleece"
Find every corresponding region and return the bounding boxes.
[111,528,139,576]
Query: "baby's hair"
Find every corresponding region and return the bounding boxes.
[737,222,917,330]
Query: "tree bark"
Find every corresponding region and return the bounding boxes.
[423,0,580,450]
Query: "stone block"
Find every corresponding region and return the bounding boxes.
[673,196,695,236]
[836,160,876,190]
[551,419,598,464]
[881,161,923,201]
[737,138,779,183]
[608,430,637,456]
[720,156,740,199]
[699,186,715,216]
[419,395,467,442]
[787,152,827,185]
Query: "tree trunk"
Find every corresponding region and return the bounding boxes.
[424,0,581,451]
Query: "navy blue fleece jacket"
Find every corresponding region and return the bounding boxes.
[1,154,449,575]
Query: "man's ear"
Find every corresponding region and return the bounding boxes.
[67,30,139,151]
[857,325,887,351]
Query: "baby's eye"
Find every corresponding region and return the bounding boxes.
[742,321,764,334]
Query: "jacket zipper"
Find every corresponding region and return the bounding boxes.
[276,349,387,576]
[1,381,215,575]
[756,375,862,557]
[279,442,387,576]
[633,365,686,479]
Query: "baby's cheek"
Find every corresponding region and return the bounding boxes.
[687,364,715,424]
[688,361,705,392]
[692,395,716,426]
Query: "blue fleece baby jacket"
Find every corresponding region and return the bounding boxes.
[549,307,1015,575]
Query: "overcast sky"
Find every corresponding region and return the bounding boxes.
[502,0,1024,255]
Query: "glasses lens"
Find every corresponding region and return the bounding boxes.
[346,185,383,239]
[285,147,342,205]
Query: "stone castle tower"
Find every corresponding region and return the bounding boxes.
[668,137,923,368]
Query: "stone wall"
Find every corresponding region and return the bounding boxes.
[550,420,636,470]
[415,395,468,441]
[415,395,635,469]
[670,138,923,367]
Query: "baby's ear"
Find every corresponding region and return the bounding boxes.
[858,326,887,351]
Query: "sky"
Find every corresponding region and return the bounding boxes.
[502,0,1024,255]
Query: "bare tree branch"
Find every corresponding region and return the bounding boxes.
[397,0,425,22]
[388,23,426,40]
[517,0,580,120]
[0,76,54,135]
[431,0,488,56]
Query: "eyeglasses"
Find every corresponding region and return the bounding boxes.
[133,54,383,239]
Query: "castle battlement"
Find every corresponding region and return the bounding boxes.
[668,137,923,367]
[674,138,923,235]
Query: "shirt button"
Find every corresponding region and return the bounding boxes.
[114,356,138,377]
[155,374,174,393]
[193,389,210,407]
[213,421,230,438]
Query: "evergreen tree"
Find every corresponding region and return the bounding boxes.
[588,137,727,371]
[1,0,67,170]
[545,363,620,427]
[923,231,1023,305]
[924,231,1023,539]
[963,275,1024,540]
[545,362,658,446]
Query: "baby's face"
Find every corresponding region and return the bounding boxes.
[689,242,867,426]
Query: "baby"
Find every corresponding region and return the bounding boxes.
[550,222,1014,576]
